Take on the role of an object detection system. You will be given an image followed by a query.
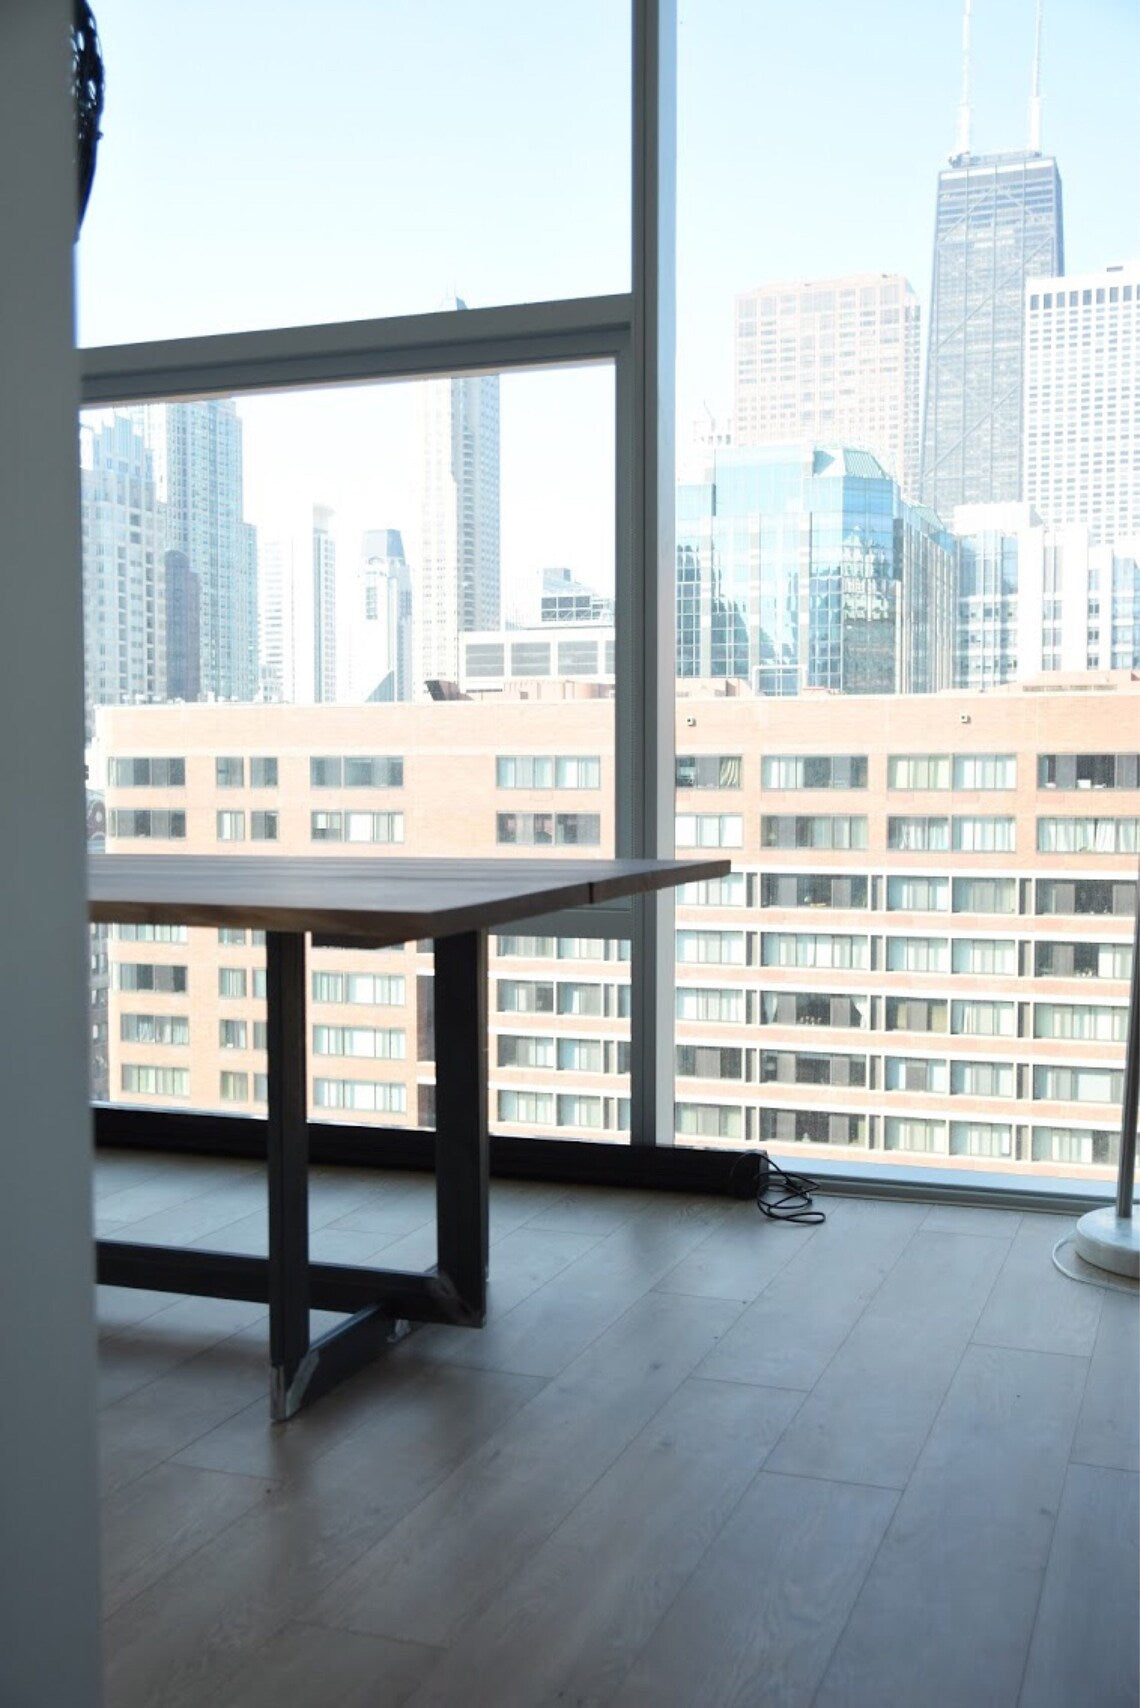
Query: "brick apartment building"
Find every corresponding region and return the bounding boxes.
[93,675,1139,1180]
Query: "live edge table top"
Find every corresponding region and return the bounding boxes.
[88,854,732,945]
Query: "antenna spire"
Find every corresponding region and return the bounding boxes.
[955,0,973,159]
[1028,0,1044,152]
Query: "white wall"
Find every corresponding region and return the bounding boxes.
[0,5,104,1702]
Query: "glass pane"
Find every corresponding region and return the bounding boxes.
[86,364,619,1129]
[673,0,1138,1184]
[77,1,630,345]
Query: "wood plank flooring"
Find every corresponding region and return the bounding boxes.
[95,1151,1139,1708]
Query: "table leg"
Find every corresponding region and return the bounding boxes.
[433,930,489,1322]
[266,929,312,1419]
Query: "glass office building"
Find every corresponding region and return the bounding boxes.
[677,444,955,695]
[920,151,1064,516]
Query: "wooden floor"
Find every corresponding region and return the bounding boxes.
[95,1150,1139,1708]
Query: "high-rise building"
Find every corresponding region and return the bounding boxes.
[257,537,295,703]
[312,504,337,703]
[734,275,920,495]
[150,399,259,702]
[416,300,500,691]
[352,529,413,702]
[79,413,166,734]
[163,550,199,702]
[919,150,1064,515]
[953,501,1140,687]
[539,567,615,627]
[1024,261,1140,544]
[676,444,956,696]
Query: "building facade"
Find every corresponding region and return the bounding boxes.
[149,399,259,703]
[95,680,1137,1180]
[920,150,1063,516]
[352,529,413,703]
[416,303,501,692]
[676,445,955,696]
[734,275,920,497]
[79,413,166,736]
[312,503,337,703]
[953,501,1140,687]
[1024,261,1140,545]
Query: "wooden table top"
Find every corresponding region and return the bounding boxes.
[89,853,732,943]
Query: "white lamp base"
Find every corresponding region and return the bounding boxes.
[1073,1206,1140,1280]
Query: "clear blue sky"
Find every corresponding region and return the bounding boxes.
[76,0,1139,599]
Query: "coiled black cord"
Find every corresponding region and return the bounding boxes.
[727,1150,827,1225]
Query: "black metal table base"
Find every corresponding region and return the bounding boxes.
[96,928,489,1420]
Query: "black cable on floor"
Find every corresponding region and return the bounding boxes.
[727,1150,827,1224]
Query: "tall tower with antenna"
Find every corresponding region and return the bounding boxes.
[919,0,1063,515]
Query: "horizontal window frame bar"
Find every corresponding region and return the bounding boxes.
[80,294,635,406]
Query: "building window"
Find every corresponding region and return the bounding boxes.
[949,1121,1012,1158]
[219,1019,247,1049]
[312,1025,406,1060]
[310,810,404,843]
[218,967,247,998]
[760,873,868,909]
[496,813,600,846]
[951,937,1017,975]
[114,962,187,993]
[114,923,188,943]
[760,1050,865,1087]
[888,755,950,790]
[219,928,247,945]
[675,986,744,1023]
[885,997,948,1033]
[884,1116,947,1153]
[313,1078,407,1114]
[108,809,186,839]
[249,757,278,787]
[310,971,406,1006]
[496,936,557,958]
[216,756,244,787]
[675,814,743,847]
[886,936,949,973]
[557,1093,604,1127]
[760,1108,866,1146]
[885,1056,948,1094]
[251,810,278,841]
[676,929,746,966]
[220,1070,249,1101]
[496,979,555,1014]
[556,981,604,1016]
[761,815,867,850]
[497,1089,554,1125]
[1035,941,1132,980]
[1036,879,1136,917]
[497,1034,555,1069]
[887,816,949,851]
[1034,1066,1124,1104]
[762,932,868,970]
[1037,817,1139,854]
[121,1064,189,1097]
[676,754,743,789]
[120,1013,189,1045]
[108,756,185,787]
[311,756,404,787]
[761,755,867,789]
[761,991,869,1029]
[1038,753,1139,790]
[676,1102,742,1140]
[952,754,1016,789]
[953,877,1018,914]
[950,999,1015,1036]
[886,876,949,912]
[1034,1003,1128,1043]
[952,817,1015,852]
[678,1044,744,1080]
[950,1060,1014,1097]
[216,810,246,841]
[1032,1126,1117,1166]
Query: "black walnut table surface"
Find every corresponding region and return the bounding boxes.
[89,853,731,1417]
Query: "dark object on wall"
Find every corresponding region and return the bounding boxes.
[72,0,104,236]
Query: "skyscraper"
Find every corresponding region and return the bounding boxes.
[734,275,921,495]
[257,537,295,703]
[312,503,337,703]
[151,399,259,702]
[79,412,165,734]
[351,529,413,702]
[953,501,1140,685]
[1024,261,1140,544]
[676,444,955,696]
[416,299,500,691]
